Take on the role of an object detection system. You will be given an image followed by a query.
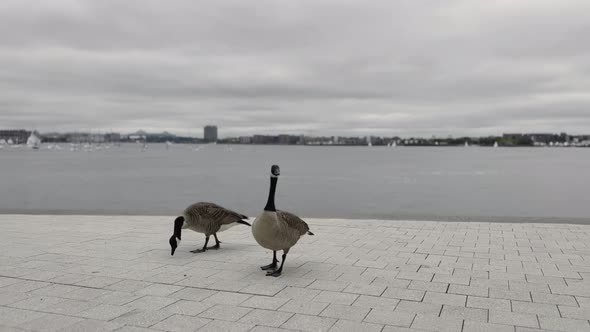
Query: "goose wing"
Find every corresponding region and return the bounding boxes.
[196,202,248,224]
[277,210,310,236]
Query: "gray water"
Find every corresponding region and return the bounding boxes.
[1,144,589,223]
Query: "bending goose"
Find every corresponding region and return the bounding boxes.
[252,165,314,277]
[169,202,250,256]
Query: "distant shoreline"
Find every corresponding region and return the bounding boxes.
[3,141,589,148]
[2,209,589,225]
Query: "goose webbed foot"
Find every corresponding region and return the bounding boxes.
[207,234,221,250]
[265,252,287,277]
[260,262,277,270]
[266,268,282,277]
[261,250,278,270]
[191,235,212,253]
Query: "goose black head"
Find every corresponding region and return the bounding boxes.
[271,165,280,177]
[169,216,184,256]
[169,236,178,256]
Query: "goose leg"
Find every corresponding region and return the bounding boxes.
[260,251,278,270]
[190,235,210,253]
[266,252,287,277]
[209,233,221,250]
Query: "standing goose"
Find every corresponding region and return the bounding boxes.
[252,165,314,277]
[169,202,250,256]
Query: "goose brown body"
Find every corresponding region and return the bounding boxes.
[252,210,312,253]
[169,202,250,255]
[183,202,249,235]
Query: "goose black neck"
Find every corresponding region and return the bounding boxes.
[174,216,184,239]
[264,177,278,211]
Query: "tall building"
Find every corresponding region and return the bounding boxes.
[204,125,218,142]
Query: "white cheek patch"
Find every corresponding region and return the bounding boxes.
[182,221,188,229]
[176,238,181,246]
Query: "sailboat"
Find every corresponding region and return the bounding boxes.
[26,132,41,149]
[464,141,469,147]
[493,141,499,148]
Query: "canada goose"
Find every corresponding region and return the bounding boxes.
[252,165,314,277]
[169,202,250,256]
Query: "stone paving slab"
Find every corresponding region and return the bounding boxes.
[0,215,589,331]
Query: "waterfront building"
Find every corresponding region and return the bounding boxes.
[204,125,218,142]
[0,129,30,144]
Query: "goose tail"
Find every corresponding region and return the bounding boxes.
[307,231,314,236]
[237,219,251,227]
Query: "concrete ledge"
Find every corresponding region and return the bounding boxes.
[1,215,589,331]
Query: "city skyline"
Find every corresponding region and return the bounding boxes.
[3,128,589,147]
[1,1,590,136]
[3,126,589,143]
[5,126,590,139]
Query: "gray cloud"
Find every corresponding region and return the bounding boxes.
[1,0,589,136]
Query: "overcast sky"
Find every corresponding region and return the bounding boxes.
[1,0,589,137]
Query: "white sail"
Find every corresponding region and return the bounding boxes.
[493,141,498,148]
[26,133,41,149]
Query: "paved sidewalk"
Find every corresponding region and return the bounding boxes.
[1,215,589,332]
